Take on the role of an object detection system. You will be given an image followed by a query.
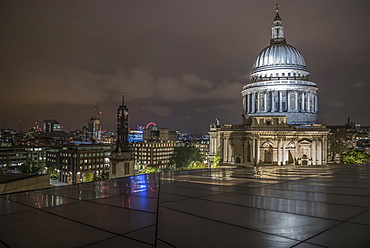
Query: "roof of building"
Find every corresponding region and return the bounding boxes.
[250,5,310,82]
[0,173,39,183]
[1,164,370,247]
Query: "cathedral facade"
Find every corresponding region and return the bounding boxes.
[209,6,329,166]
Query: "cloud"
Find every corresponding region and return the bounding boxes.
[140,105,173,117]
[353,81,366,89]
[327,96,344,108]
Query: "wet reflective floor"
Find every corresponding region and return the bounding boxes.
[1,164,370,247]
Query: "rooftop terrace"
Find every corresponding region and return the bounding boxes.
[1,164,370,247]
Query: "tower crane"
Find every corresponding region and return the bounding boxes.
[94,103,102,119]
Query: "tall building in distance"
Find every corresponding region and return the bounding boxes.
[87,118,101,142]
[110,92,134,178]
[43,119,61,133]
[209,5,328,166]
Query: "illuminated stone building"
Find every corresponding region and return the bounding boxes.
[209,5,329,166]
[46,144,111,183]
[132,141,177,170]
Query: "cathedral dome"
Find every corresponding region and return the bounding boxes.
[242,4,318,125]
[249,5,310,82]
[251,43,307,74]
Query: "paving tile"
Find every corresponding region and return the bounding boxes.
[0,240,9,248]
[0,209,115,248]
[237,188,370,207]
[265,183,370,196]
[82,236,153,248]
[159,184,222,198]
[291,242,328,247]
[348,209,370,225]
[0,197,34,215]
[157,207,300,248]
[159,192,189,204]
[89,194,157,213]
[8,192,78,209]
[45,201,156,235]
[156,239,176,248]
[129,188,159,198]
[161,198,339,241]
[305,222,370,247]
[202,192,368,220]
[125,225,156,245]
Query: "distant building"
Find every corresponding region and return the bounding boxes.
[0,146,48,173]
[88,117,101,142]
[0,128,16,146]
[109,93,135,179]
[132,141,177,170]
[143,128,177,141]
[46,143,111,184]
[128,130,144,142]
[44,119,61,133]
[327,119,370,162]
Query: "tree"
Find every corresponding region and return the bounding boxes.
[83,171,94,182]
[189,161,206,169]
[138,165,159,174]
[49,165,58,179]
[19,163,41,173]
[341,149,370,164]
[212,149,221,167]
[167,145,203,170]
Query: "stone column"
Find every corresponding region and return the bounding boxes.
[287,91,291,111]
[247,94,250,113]
[249,139,253,163]
[225,137,230,162]
[220,135,224,164]
[315,93,318,113]
[252,137,256,165]
[272,91,276,112]
[279,91,283,112]
[317,138,322,165]
[322,135,327,165]
[312,139,316,165]
[264,92,267,112]
[252,93,256,113]
[282,141,286,165]
[295,91,298,111]
[301,92,305,112]
[307,93,311,112]
[277,138,281,165]
[256,137,260,165]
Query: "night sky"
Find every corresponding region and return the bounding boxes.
[1,0,370,134]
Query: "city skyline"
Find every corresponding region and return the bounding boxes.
[1,0,370,134]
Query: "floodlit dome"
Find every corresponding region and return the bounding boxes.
[251,43,308,76]
[241,4,319,125]
[249,6,310,83]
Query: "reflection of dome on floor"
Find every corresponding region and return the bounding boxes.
[242,4,318,125]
